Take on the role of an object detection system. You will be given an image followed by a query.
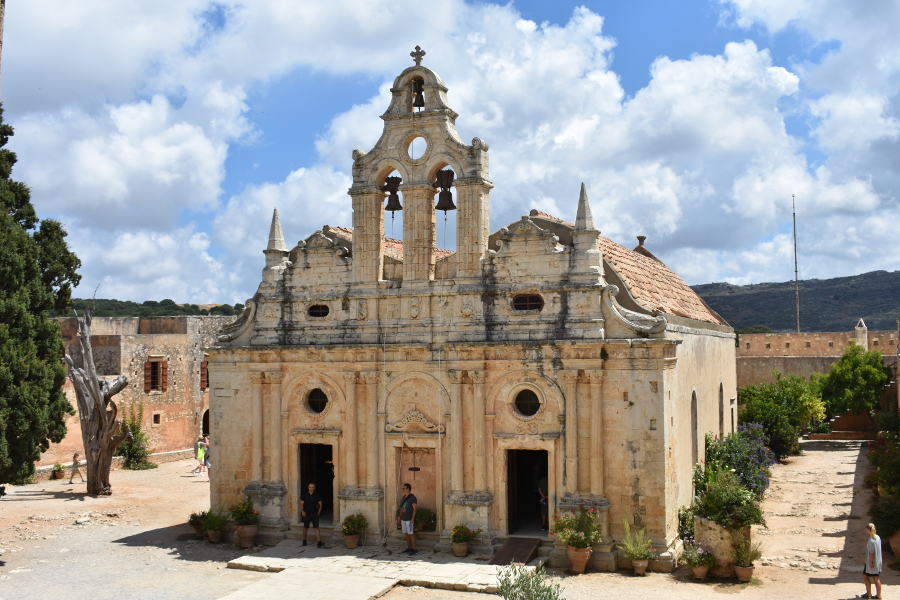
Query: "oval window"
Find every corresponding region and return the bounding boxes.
[308,304,329,317]
[514,389,540,417]
[512,295,544,311]
[308,388,328,414]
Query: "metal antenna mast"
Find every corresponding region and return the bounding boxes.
[792,193,800,333]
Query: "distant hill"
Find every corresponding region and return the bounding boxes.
[51,298,244,318]
[692,270,900,332]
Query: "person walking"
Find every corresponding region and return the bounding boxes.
[68,452,84,484]
[398,483,418,555]
[862,522,882,599]
[301,482,324,547]
[191,437,206,475]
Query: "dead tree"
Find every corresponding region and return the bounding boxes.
[63,309,131,495]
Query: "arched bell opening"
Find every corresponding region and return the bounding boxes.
[409,76,425,112]
[380,168,405,244]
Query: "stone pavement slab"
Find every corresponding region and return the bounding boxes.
[217,569,398,600]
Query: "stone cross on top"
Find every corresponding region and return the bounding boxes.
[411,45,426,66]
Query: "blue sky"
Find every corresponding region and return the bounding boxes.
[5,1,900,303]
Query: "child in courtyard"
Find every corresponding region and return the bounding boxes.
[69,452,84,484]
[862,522,882,599]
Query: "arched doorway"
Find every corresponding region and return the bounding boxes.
[202,409,210,437]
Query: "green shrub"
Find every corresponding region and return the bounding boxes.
[678,505,695,540]
[415,506,437,532]
[341,512,368,535]
[550,506,603,549]
[188,510,207,528]
[820,345,892,416]
[620,518,655,560]
[738,371,820,458]
[869,496,900,537]
[450,524,482,543]
[729,531,762,568]
[808,420,832,434]
[874,412,899,434]
[52,463,65,473]
[229,499,259,526]
[694,469,765,530]
[118,402,157,470]
[705,425,776,497]
[498,563,563,600]
[201,511,228,531]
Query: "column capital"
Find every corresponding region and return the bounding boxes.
[559,371,580,383]
[341,371,358,383]
[469,370,487,384]
[250,372,265,384]
[447,370,464,384]
[360,371,380,385]
[265,371,284,383]
[584,370,604,383]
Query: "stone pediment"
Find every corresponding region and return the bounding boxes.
[494,216,563,255]
[385,410,445,434]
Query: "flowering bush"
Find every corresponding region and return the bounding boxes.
[450,524,482,543]
[341,512,368,536]
[693,467,766,530]
[229,499,259,525]
[551,505,602,549]
[680,537,717,568]
[704,424,776,498]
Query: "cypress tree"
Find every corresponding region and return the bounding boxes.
[0,104,81,484]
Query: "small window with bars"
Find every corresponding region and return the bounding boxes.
[514,389,541,417]
[308,388,328,414]
[512,294,544,312]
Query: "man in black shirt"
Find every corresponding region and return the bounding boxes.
[398,483,418,555]
[301,482,324,547]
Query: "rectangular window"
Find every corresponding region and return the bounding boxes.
[765,343,771,349]
[785,343,791,349]
[152,413,161,426]
[806,341,811,348]
[745,343,750,349]
[829,342,834,347]
[144,359,168,393]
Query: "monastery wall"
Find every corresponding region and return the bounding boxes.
[737,330,897,357]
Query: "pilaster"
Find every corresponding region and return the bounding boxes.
[447,370,464,495]
[361,372,381,490]
[470,370,487,492]
[560,371,579,496]
[249,372,264,482]
[586,370,604,496]
[401,184,436,282]
[265,371,284,483]
[349,187,385,283]
[341,372,359,489]
[454,178,492,278]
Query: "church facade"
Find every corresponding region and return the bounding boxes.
[207,51,736,570]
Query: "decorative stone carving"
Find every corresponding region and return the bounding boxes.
[358,299,369,321]
[560,371,580,384]
[361,372,380,385]
[470,370,487,384]
[385,410,445,433]
[461,300,474,317]
[217,297,257,342]
[249,372,265,384]
[409,296,420,319]
[494,216,562,255]
[601,285,667,334]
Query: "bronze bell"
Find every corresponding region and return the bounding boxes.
[383,176,403,211]
[412,79,425,108]
[434,169,456,212]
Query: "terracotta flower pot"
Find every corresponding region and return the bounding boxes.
[451,542,469,557]
[192,525,204,540]
[236,524,258,549]
[344,534,360,549]
[734,565,754,582]
[567,546,593,574]
[691,565,709,580]
[632,559,649,576]
[890,530,900,558]
[53,471,65,479]
[207,530,222,543]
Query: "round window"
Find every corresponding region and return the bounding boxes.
[514,389,540,417]
[308,388,328,414]
[407,136,427,160]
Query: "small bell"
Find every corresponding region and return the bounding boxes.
[434,169,456,212]
[412,79,425,109]
[383,176,403,212]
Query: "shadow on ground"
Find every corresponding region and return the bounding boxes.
[113,523,260,564]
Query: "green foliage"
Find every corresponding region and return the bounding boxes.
[201,511,228,531]
[867,434,900,498]
[873,411,899,434]
[678,505,695,540]
[52,462,64,473]
[188,510,208,528]
[693,468,766,530]
[868,496,900,537]
[51,298,245,318]
[704,425,776,497]
[729,531,763,567]
[620,518,655,560]
[117,403,157,470]
[808,420,832,434]
[498,563,563,600]
[415,506,437,532]
[341,512,368,535]
[819,344,892,416]
[229,499,259,525]
[680,539,717,567]
[0,104,78,485]
[738,371,820,458]
[551,505,603,549]
[450,524,482,543]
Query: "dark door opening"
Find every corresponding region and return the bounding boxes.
[299,443,334,525]
[507,449,548,536]
[201,410,210,436]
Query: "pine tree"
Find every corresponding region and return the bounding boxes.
[0,104,81,484]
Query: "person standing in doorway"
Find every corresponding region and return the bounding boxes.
[398,483,418,555]
[301,482,324,548]
[537,473,549,530]
[862,522,882,598]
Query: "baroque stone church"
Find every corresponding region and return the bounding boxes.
[207,48,736,571]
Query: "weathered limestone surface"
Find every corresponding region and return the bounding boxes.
[207,51,737,569]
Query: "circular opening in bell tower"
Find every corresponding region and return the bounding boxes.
[407,136,427,160]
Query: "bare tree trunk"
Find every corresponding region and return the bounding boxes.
[63,309,131,495]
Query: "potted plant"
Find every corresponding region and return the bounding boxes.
[729,531,762,582]
[341,512,368,549]
[188,510,208,539]
[450,524,482,557]
[52,463,66,479]
[202,511,228,543]
[681,537,717,580]
[620,518,655,575]
[229,499,260,548]
[551,506,603,574]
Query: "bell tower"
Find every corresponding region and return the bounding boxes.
[348,47,492,284]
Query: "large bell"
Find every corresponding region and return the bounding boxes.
[383,176,403,212]
[412,79,425,109]
[434,169,456,212]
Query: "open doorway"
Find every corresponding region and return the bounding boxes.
[201,409,209,437]
[507,449,548,536]
[299,443,334,525]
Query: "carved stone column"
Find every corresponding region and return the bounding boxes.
[471,370,487,492]
[349,187,385,283]
[361,372,380,489]
[447,370,463,494]
[249,372,265,481]
[266,372,284,482]
[401,184,436,282]
[560,371,579,495]
[342,372,359,489]
[586,371,604,496]
[454,174,492,278]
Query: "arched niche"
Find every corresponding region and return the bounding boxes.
[380,372,451,427]
[283,372,346,429]
[486,370,565,417]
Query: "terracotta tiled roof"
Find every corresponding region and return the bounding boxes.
[324,225,454,260]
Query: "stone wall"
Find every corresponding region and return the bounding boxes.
[737,330,897,357]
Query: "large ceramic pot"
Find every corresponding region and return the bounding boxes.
[53,471,65,479]
[734,565,754,582]
[889,530,900,558]
[236,524,258,549]
[632,559,649,576]
[567,546,593,574]
[207,530,223,543]
[451,542,469,557]
[691,565,710,580]
[344,534,360,549]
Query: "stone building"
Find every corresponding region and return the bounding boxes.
[207,51,736,570]
[38,316,230,468]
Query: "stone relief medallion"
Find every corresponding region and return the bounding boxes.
[461,300,474,317]
[514,423,538,435]
[409,296,420,319]
[358,299,368,321]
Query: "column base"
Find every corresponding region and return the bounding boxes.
[244,481,288,545]
[439,492,495,552]
[338,486,385,542]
